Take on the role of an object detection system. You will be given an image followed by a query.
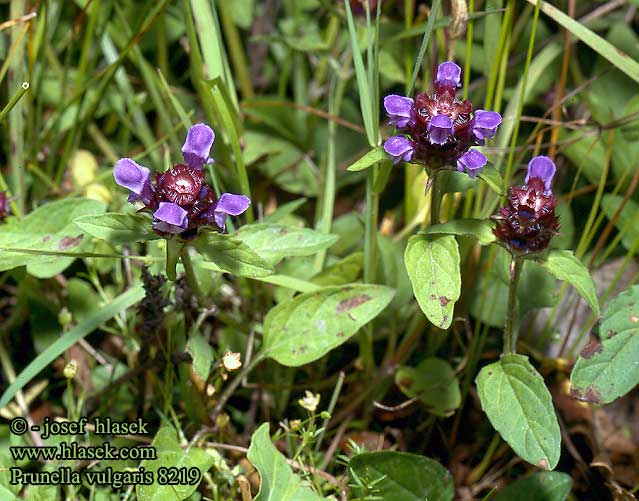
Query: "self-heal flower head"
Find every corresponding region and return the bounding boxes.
[384,95,415,129]
[525,155,556,195]
[383,136,414,164]
[114,123,250,239]
[493,156,559,254]
[382,61,502,174]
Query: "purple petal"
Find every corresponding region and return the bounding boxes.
[525,155,556,194]
[209,193,251,230]
[456,149,487,178]
[181,123,215,169]
[436,61,462,89]
[428,114,454,145]
[383,136,414,164]
[473,110,502,144]
[153,202,188,234]
[114,158,154,204]
[384,95,415,129]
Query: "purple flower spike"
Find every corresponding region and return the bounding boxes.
[525,156,556,194]
[436,61,462,89]
[384,136,414,164]
[209,193,251,230]
[384,95,415,129]
[153,202,189,234]
[473,110,502,144]
[114,158,154,204]
[181,123,215,169]
[428,114,454,145]
[456,149,487,178]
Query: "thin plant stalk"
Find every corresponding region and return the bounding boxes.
[503,256,523,354]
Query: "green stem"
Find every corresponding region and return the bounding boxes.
[181,247,207,306]
[217,0,254,99]
[361,167,379,370]
[430,170,441,226]
[503,256,523,354]
[165,239,184,282]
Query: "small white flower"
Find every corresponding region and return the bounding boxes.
[222,352,242,372]
[298,391,320,413]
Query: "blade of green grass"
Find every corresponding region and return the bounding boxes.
[526,0,639,84]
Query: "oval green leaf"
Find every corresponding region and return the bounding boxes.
[405,234,460,329]
[247,423,323,501]
[346,146,386,172]
[476,353,561,470]
[395,357,461,417]
[263,284,395,366]
[192,231,275,278]
[349,451,454,501]
[137,424,214,501]
[493,471,572,501]
[233,223,338,265]
[540,250,600,317]
[570,285,639,404]
[74,212,159,243]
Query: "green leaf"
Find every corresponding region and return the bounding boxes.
[476,354,561,470]
[405,235,461,329]
[192,231,274,278]
[478,163,504,195]
[0,198,105,277]
[74,212,158,243]
[570,285,639,404]
[395,357,461,417]
[247,423,323,501]
[493,471,572,501]
[0,286,144,409]
[421,219,497,246]
[539,250,600,317]
[233,223,338,265]
[346,146,387,172]
[263,284,395,366]
[526,0,639,83]
[186,332,214,382]
[137,424,214,501]
[349,451,454,501]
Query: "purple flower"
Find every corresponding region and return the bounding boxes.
[114,123,251,239]
[181,123,215,169]
[456,149,487,178]
[384,136,414,164]
[384,95,415,129]
[381,60,501,174]
[435,61,462,89]
[472,110,502,144]
[493,158,559,253]
[153,202,189,234]
[525,156,556,195]
[428,114,454,145]
[114,158,154,204]
[208,193,251,230]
